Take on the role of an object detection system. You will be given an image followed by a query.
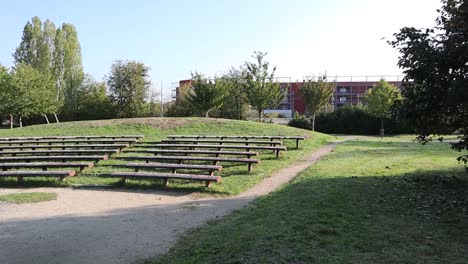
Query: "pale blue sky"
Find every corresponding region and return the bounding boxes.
[0,0,440,97]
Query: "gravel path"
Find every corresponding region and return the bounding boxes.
[0,143,338,264]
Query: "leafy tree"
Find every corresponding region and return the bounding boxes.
[300,76,335,131]
[242,51,284,122]
[365,79,402,137]
[0,65,15,128]
[54,23,84,121]
[218,68,249,120]
[107,60,151,118]
[186,73,226,118]
[76,75,115,120]
[390,0,468,170]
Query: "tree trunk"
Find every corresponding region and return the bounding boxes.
[54,112,60,123]
[19,116,23,128]
[9,114,13,129]
[311,113,316,131]
[42,114,50,124]
[380,118,384,139]
[205,111,210,118]
[258,110,262,122]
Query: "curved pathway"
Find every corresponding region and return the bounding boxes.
[0,142,338,264]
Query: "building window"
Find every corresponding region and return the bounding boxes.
[339,97,347,102]
[339,88,347,93]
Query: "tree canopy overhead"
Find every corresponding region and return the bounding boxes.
[390,0,468,169]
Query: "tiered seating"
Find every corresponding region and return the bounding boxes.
[167,135,306,148]
[0,135,141,183]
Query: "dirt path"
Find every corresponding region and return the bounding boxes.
[0,143,338,264]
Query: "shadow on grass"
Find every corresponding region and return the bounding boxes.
[149,168,468,264]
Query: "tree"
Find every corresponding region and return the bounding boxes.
[186,73,226,118]
[54,23,84,121]
[107,60,151,118]
[242,51,285,121]
[390,0,468,170]
[76,75,115,120]
[300,76,335,131]
[0,65,15,128]
[365,79,402,138]
[218,68,249,120]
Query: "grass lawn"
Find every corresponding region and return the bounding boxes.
[0,192,57,204]
[148,136,468,264]
[0,118,334,195]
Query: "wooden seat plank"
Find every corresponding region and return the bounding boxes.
[0,144,129,151]
[0,139,137,145]
[159,139,283,145]
[0,135,144,141]
[118,155,259,172]
[166,135,305,148]
[0,149,119,156]
[0,170,76,183]
[125,162,222,175]
[105,171,221,187]
[0,155,108,163]
[0,162,93,172]
[124,149,258,157]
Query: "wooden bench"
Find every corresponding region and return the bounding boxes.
[0,149,120,156]
[0,170,76,184]
[0,155,108,163]
[0,162,94,172]
[126,163,222,176]
[0,138,137,145]
[0,135,144,141]
[135,144,287,158]
[158,139,283,146]
[118,155,260,172]
[0,144,129,151]
[167,135,306,148]
[124,149,259,158]
[104,171,221,188]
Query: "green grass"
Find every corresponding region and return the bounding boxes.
[0,192,57,204]
[0,118,334,195]
[148,136,468,264]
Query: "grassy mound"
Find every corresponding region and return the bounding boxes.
[0,118,334,195]
[148,136,467,264]
[0,192,57,204]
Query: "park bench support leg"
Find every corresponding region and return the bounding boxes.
[18,176,24,184]
[163,178,169,186]
[120,177,127,185]
[276,150,280,158]
[134,168,139,172]
[42,167,47,171]
[248,163,253,172]
[296,139,299,149]
[205,181,211,188]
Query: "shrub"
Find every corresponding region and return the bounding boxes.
[288,114,311,130]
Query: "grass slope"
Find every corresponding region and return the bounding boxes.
[0,118,334,195]
[0,192,57,204]
[149,136,468,264]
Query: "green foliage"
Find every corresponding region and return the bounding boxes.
[186,73,226,118]
[0,192,57,204]
[242,51,284,121]
[287,113,311,130]
[217,68,249,120]
[391,0,468,170]
[315,104,413,135]
[300,76,336,131]
[365,80,401,120]
[107,60,151,118]
[75,75,115,120]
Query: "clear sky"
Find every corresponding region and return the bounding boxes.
[0,0,441,97]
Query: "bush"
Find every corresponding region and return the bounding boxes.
[288,114,311,130]
[314,104,414,134]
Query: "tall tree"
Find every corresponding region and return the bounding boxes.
[218,68,249,120]
[186,73,226,118]
[13,17,52,73]
[300,76,336,131]
[107,60,151,118]
[0,65,15,128]
[242,51,284,122]
[391,0,468,170]
[76,75,115,120]
[54,23,84,120]
[365,79,401,137]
